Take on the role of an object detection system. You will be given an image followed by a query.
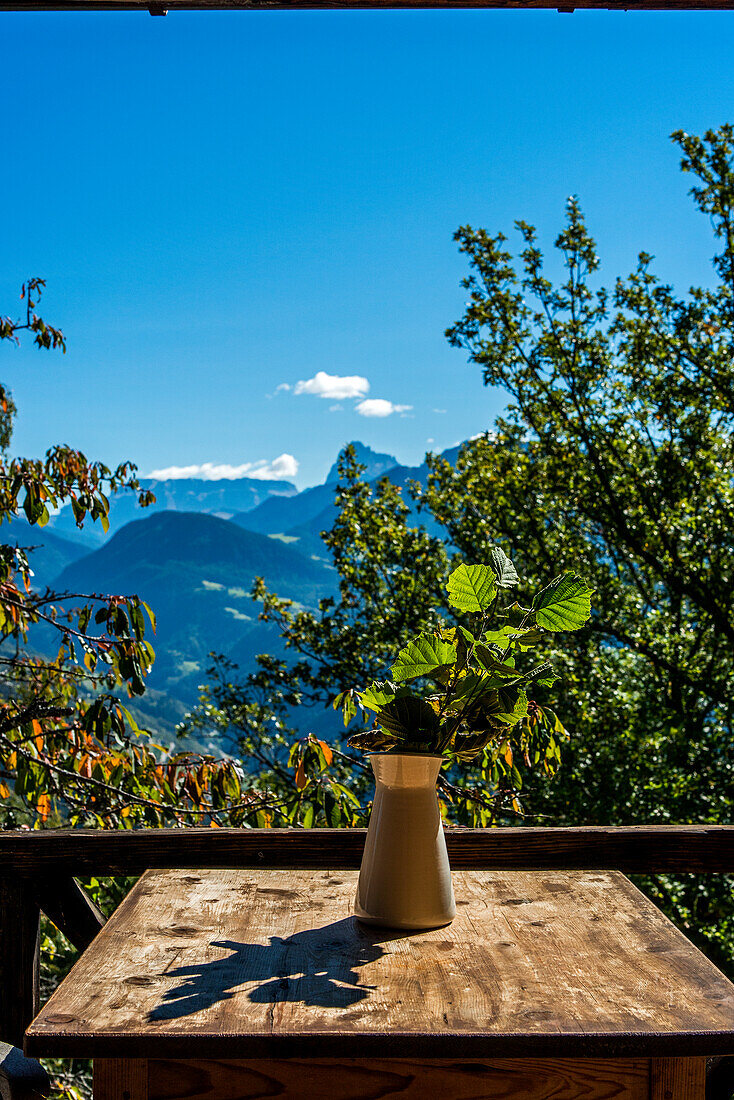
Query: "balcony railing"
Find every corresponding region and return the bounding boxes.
[1,824,733,1098]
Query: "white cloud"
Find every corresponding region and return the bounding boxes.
[355,398,413,418]
[328,404,344,412]
[294,371,370,401]
[275,383,291,393]
[433,408,447,414]
[147,454,299,482]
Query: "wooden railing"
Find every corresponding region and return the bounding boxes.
[1,824,733,1052]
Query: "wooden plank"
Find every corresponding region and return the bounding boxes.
[0,875,39,1050]
[650,1057,706,1099]
[25,868,734,1060]
[3,1,734,10]
[94,1060,147,1100]
[32,875,105,953]
[3,825,734,876]
[148,1056,650,1100]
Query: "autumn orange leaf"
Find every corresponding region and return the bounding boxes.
[317,739,333,766]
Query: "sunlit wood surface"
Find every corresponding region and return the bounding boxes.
[26,867,734,1060]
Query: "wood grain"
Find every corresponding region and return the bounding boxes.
[0,875,39,1049]
[148,1056,651,1099]
[94,1060,147,1100]
[25,869,734,1060]
[3,825,734,876]
[650,1057,706,1099]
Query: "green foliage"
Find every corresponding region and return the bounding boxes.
[189,124,734,973]
[338,559,590,760]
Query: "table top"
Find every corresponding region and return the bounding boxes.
[26,867,734,1060]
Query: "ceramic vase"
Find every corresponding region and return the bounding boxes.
[354,752,456,930]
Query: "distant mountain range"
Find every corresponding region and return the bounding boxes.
[47,473,298,548]
[23,439,466,743]
[234,441,462,559]
[50,510,337,709]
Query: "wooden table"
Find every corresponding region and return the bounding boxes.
[25,868,734,1099]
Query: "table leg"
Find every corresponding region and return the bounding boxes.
[650,1058,706,1100]
[93,1059,147,1100]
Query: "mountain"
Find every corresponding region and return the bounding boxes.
[51,511,337,706]
[325,441,399,485]
[7,526,90,591]
[235,442,464,559]
[48,475,298,547]
[231,442,399,538]
[230,482,337,537]
[39,440,470,739]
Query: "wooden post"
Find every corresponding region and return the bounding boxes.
[94,1060,147,1100]
[0,874,39,1048]
[650,1058,706,1100]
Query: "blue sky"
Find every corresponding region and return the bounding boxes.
[2,8,734,487]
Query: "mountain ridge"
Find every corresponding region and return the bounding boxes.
[50,510,337,706]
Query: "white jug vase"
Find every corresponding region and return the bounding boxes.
[354,752,456,930]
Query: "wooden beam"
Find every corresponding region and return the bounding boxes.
[31,876,105,953]
[145,1058,651,1100]
[0,876,39,1050]
[2,1,734,10]
[1,825,733,876]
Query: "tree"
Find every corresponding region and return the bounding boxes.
[184,447,574,826]
[433,125,734,829]
[193,125,734,969]
[0,279,277,829]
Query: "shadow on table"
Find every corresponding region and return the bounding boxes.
[148,917,405,1021]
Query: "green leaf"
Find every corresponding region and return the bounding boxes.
[446,563,497,613]
[532,573,593,631]
[526,662,558,688]
[333,690,358,727]
[359,680,400,712]
[128,600,145,640]
[391,634,456,683]
[456,625,477,649]
[451,728,497,761]
[378,695,440,743]
[348,728,398,752]
[301,803,315,829]
[114,607,131,638]
[141,600,157,633]
[474,646,521,679]
[488,546,519,588]
[484,687,529,725]
[444,671,492,713]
